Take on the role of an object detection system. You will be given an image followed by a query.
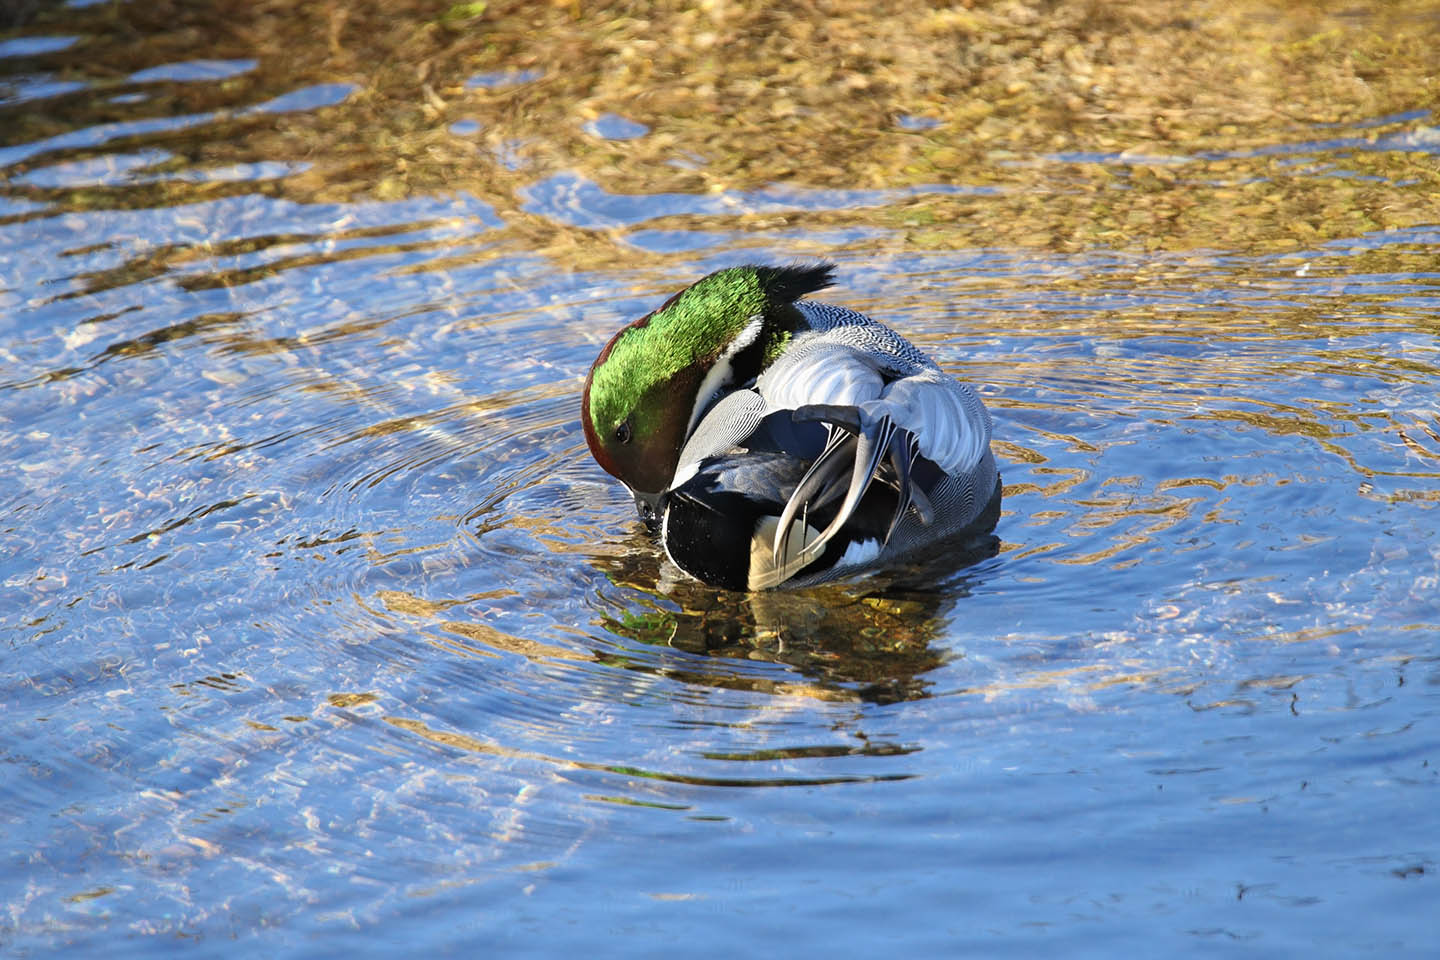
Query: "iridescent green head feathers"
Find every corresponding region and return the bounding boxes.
[582,262,835,494]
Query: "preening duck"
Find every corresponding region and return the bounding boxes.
[581,262,1000,590]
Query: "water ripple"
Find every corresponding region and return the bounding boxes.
[1,15,1438,951]
[520,171,998,230]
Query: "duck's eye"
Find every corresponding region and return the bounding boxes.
[614,419,632,445]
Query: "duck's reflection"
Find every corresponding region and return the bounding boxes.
[592,527,1000,704]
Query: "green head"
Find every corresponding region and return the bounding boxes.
[582,262,835,496]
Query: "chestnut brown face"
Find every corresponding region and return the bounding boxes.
[581,333,702,496]
[581,263,835,499]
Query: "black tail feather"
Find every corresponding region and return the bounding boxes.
[750,262,836,306]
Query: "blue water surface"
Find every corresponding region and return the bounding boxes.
[1,10,1437,960]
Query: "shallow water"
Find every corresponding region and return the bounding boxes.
[3,3,1439,956]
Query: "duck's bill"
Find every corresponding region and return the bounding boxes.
[631,489,666,534]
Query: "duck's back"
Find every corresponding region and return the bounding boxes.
[662,302,1000,589]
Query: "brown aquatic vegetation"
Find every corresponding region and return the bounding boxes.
[4,0,1438,263]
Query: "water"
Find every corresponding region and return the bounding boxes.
[3,3,1438,955]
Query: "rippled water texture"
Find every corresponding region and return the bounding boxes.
[2,2,1438,955]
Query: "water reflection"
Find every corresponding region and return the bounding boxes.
[385,715,915,789]
[3,0,1440,954]
[591,543,1000,704]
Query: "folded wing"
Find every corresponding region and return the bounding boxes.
[664,307,996,589]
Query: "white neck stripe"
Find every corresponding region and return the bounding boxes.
[682,315,764,440]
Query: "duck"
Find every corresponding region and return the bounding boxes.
[581,262,1000,591]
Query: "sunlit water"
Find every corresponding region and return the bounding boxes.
[3,10,1439,957]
